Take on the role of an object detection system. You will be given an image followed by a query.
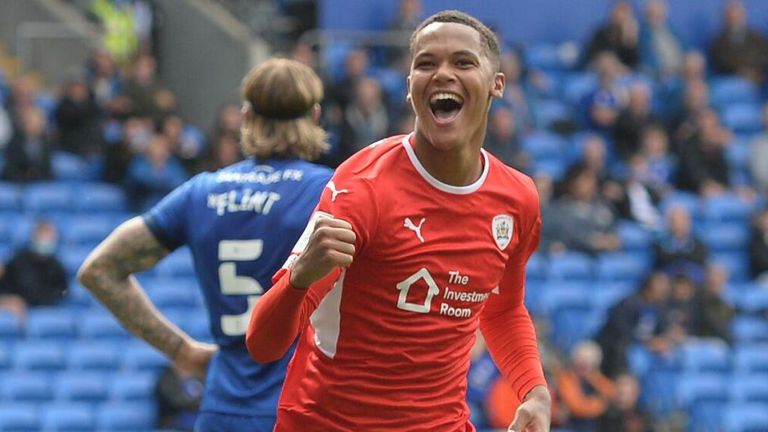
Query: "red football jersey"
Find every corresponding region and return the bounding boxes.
[256,134,544,431]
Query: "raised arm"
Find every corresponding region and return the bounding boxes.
[77,217,216,376]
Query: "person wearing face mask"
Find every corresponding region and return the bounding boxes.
[0,220,68,319]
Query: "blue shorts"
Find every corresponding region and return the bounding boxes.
[194,411,276,432]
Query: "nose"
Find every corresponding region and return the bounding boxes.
[432,61,455,83]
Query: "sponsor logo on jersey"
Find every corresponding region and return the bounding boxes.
[215,168,304,184]
[326,181,349,202]
[492,214,513,250]
[403,217,425,243]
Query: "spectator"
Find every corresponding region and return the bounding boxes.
[484,105,526,170]
[123,53,175,121]
[159,115,205,173]
[155,365,204,431]
[543,163,621,254]
[675,109,731,197]
[597,373,656,432]
[0,104,12,152]
[339,77,389,161]
[639,0,685,79]
[4,74,38,129]
[124,133,187,211]
[556,341,617,432]
[55,78,104,157]
[387,0,422,65]
[207,132,242,171]
[597,272,674,377]
[637,125,676,196]
[0,220,68,321]
[584,1,640,69]
[210,103,242,141]
[708,0,768,84]
[666,273,699,338]
[659,51,707,125]
[613,81,658,161]
[653,206,708,283]
[669,79,710,145]
[749,207,768,284]
[85,50,128,118]
[327,48,370,120]
[695,264,735,343]
[619,154,664,230]
[2,106,53,182]
[498,50,534,131]
[749,104,768,194]
[466,333,499,429]
[585,52,629,133]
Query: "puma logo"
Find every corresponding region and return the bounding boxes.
[326,181,349,202]
[403,217,425,243]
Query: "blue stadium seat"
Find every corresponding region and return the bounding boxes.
[51,151,89,182]
[532,99,572,129]
[722,103,763,134]
[726,136,751,173]
[40,402,94,431]
[146,280,200,309]
[109,372,157,401]
[711,252,749,282]
[182,125,207,154]
[25,308,77,340]
[60,216,116,246]
[66,341,121,371]
[54,372,109,402]
[701,224,749,253]
[0,402,39,430]
[595,253,649,283]
[59,245,96,275]
[679,339,731,373]
[0,311,22,339]
[547,252,593,281]
[153,248,195,278]
[590,282,633,312]
[721,404,768,432]
[701,194,753,224]
[677,373,729,432]
[737,289,768,314]
[616,221,652,252]
[658,191,701,216]
[734,343,768,375]
[61,282,95,310]
[562,72,597,105]
[12,341,65,371]
[0,344,9,370]
[521,131,567,161]
[96,402,155,431]
[1,373,53,401]
[78,313,129,340]
[539,284,591,316]
[22,182,76,213]
[0,181,20,211]
[732,316,768,344]
[524,43,566,70]
[75,183,128,213]
[730,376,768,403]
[121,342,169,371]
[710,76,761,109]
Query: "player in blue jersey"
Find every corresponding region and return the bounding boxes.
[78,58,333,431]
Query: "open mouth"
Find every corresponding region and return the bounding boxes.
[429,92,464,124]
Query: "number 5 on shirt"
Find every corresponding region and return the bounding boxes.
[218,240,264,336]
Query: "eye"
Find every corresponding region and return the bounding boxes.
[415,60,434,69]
[456,59,475,68]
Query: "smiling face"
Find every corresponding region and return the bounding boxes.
[408,22,504,153]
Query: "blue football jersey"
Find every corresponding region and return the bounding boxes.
[143,158,332,417]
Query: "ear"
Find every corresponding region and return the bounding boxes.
[241,102,253,120]
[406,75,413,105]
[311,103,322,123]
[491,72,505,99]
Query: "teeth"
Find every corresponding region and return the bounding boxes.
[430,93,464,104]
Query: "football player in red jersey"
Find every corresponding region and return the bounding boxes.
[247,10,551,432]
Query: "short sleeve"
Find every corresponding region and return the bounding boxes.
[142,178,194,251]
[315,174,379,255]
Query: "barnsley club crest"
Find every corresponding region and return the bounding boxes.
[492,214,514,250]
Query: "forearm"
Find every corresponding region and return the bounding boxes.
[480,304,546,401]
[78,217,188,359]
[83,272,190,359]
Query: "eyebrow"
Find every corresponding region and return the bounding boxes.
[413,50,481,60]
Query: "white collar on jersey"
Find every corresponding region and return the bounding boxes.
[401,133,490,195]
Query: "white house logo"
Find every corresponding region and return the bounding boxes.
[326,181,349,202]
[403,217,426,243]
[396,268,439,313]
[492,215,514,250]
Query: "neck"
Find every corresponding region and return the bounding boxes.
[410,131,484,186]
